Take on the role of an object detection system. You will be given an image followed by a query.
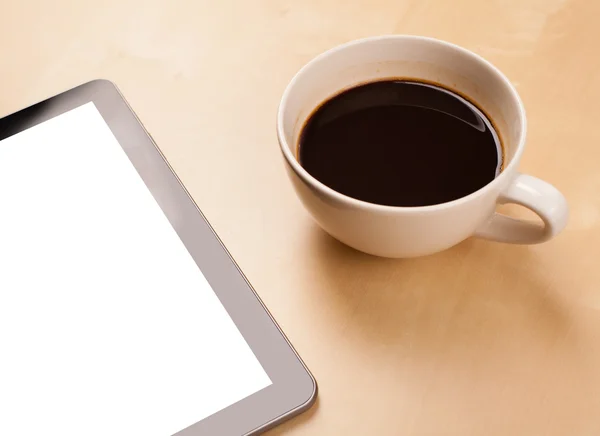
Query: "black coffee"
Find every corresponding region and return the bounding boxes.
[298,80,502,207]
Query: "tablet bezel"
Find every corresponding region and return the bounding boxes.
[0,80,316,435]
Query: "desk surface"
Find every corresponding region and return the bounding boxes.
[2,1,600,434]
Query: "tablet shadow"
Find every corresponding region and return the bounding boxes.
[264,396,320,435]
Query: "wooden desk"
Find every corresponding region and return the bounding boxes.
[2,1,599,434]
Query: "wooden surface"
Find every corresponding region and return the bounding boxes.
[2,1,600,434]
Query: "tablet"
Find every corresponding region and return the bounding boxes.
[0,80,316,436]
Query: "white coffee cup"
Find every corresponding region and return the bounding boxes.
[277,35,568,258]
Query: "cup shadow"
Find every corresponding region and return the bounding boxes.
[303,225,571,365]
[267,227,581,434]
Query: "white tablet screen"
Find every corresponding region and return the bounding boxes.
[0,103,272,435]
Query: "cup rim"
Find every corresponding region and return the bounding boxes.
[276,34,527,214]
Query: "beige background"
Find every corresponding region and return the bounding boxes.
[2,0,600,434]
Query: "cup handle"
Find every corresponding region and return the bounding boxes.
[475,173,569,244]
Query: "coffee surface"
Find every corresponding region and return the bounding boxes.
[298,80,502,207]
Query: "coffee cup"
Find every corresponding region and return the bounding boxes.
[277,35,568,258]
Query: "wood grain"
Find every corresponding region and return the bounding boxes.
[2,1,599,434]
